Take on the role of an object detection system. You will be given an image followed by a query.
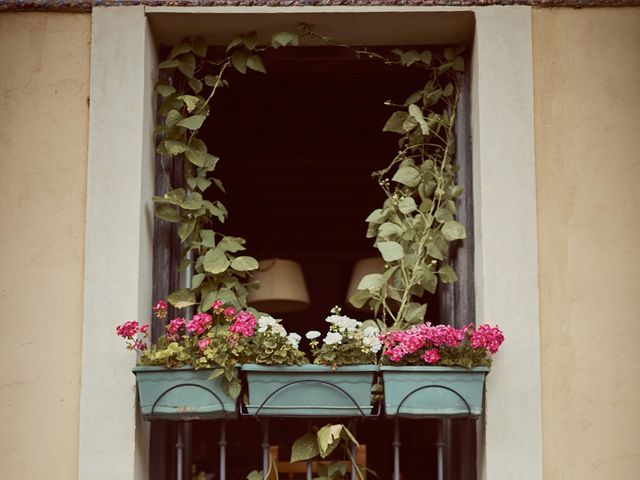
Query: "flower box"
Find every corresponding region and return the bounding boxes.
[380,366,488,417]
[133,366,237,421]
[241,364,377,417]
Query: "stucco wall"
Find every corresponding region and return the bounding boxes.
[0,12,90,479]
[533,7,640,480]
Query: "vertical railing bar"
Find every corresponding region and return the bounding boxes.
[350,442,357,480]
[393,418,401,480]
[176,423,184,480]
[219,420,227,480]
[262,420,270,480]
[437,420,444,480]
[306,420,313,480]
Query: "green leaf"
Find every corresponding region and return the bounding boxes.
[155,204,180,222]
[192,37,207,57]
[177,115,206,130]
[438,264,458,284]
[200,229,215,248]
[247,54,266,74]
[191,273,206,289]
[167,288,196,308]
[246,472,262,480]
[441,220,467,241]
[227,379,241,399]
[200,291,218,312]
[443,82,454,97]
[185,149,219,168]
[231,256,259,271]
[317,424,343,458]
[165,110,183,127]
[383,111,410,134]
[349,289,371,309]
[392,166,421,187]
[405,302,427,324]
[231,51,248,74]
[178,94,200,113]
[420,50,432,64]
[435,207,454,223]
[291,433,320,463]
[177,54,196,78]
[178,218,196,241]
[398,197,417,214]
[207,368,224,380]
[377,241,404,262]
[453,56,465,72]
[357,273,383,291]
[155,84,176,97]
[427,241,444,261]
[365,208,385,224]
[272,31,299,48]
[378,221,404,239]
[408,103,429,134]
[218,236,246,253]
[421,269,438,293]
[158,58,180,69]
[242,31,258,50]
[226,36,243,52]
[400,50,420,66]
[444,47,456,62]
[164,188,185,205]
[203,248,230,274]
[169,43,191,59]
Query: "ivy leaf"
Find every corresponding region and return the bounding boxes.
[377,241,404,262]
[441,220,467,241]
[378,222,404,239]
[438,264,458,283]
[392,166,421,187]
[291,433,320,462]
[155,84,176,97]
[452,56,465,72]
[231,51,249,74]
[158,58,180,69]
[188,77,203,94]
[169,43,191,59]
[192,37,207,57]
[272,31,299,48]
[155,204,180,222]
[200,291,217,312]
[227,379,241,399]
[164,188,185,205]
[203,248,230,274]
[218,236,246,253]
[181,191,203,210]
[165,110,183,127]
[435,207,454,223]
[365,208,386,224]
[167,288,196,308]
[427,241,444,261]
[420,50,432,65]
[408,103,429,134]
[177,115,206,130]
[242,31,258,50]
[177,54,196,78]
[231,256,259,271]
[226,36,243,52]
[444,48,456,62]
[177,94,200,113]
[400,50,420,66]
[191,273,206,289]
[246,471,262,480]
[247,54,267,74]
[422,269,438,293]
[357,273,383,291]
[178,218,196,241]
[405,302,427,324]
[317,424,343,458]
[185,149,219,169]
[200,229,215,248]
[349,289,371,309]
[398,197,417,214]
[443,82,454,97]
[212,178,226,193]
[383,111,410,134]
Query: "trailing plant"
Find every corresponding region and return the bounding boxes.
[380,322,504,368]
[306,307,381,366]
[153,31,299,313]
[348,46,468,329]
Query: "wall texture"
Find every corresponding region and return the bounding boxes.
[0,12,90,479]
[533,7,640,479]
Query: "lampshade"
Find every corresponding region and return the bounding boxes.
[247,258,310,313]
[345,257,386,310]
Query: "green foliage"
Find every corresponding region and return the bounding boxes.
[245,317,308,366]
[351,46,467,329]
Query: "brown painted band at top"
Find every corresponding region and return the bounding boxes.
[1,0,639,12]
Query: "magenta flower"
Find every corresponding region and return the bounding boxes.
[223,307,237,318]
[470,324,504,354]
[186,313,213,335]
[133,339,148,351]
[212,300,224,312]
[229,311,257,337]
[421,349,441,364]
[198,338,212,350]
[116,321,140,339]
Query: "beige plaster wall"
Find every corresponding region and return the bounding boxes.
[0,12,90,479]
[533,7,640,480]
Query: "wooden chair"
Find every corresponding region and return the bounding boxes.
[268,445,367,479]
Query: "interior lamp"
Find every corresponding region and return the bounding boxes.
[247,258,310,313]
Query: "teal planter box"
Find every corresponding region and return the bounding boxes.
[241,364,377,417]
[380,366,488,417]
[133,366,237,421]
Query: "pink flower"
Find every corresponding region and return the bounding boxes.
[133,339,148,351]
[223,307,237,318]
[212,300,224,312]
[167,317,186,339]
[421,348,441,364]
[229,311,256,337]
[198,338,212,350]
[139,324,150,334]
[116,321,139,339]
[153,300,168,319]
[470,324,504,354]
[186,313,213,335]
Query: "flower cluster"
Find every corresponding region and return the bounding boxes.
[245,315,307,366]
[115,320,149,352]
[229,311,257,337]
[308,307,381,366]
[381,322,504,367]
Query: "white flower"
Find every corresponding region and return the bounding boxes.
[324,331,343,345]
[362,335,383,353]
[325,314,361,332]
[287,332,302,349]
[257,315,278,332]
[305,330,321,340]
[272,323,287,337]
[363,325,380,337]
